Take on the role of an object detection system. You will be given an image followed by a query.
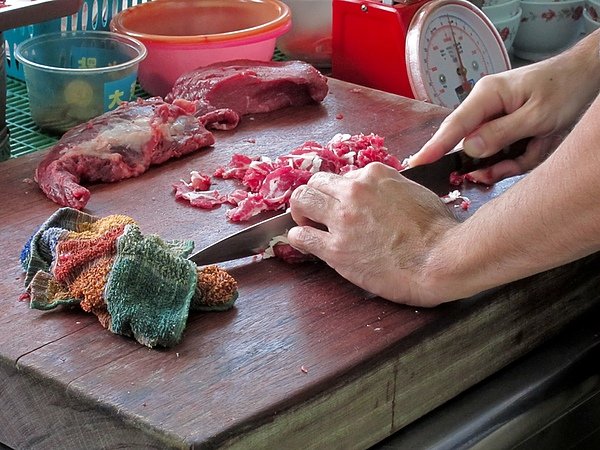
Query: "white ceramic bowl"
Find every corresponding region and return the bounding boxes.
[583,7,600,32]
[491,8,523,52]
[483,0,521,21]
[276,0,332,68]
[513,0,584,61]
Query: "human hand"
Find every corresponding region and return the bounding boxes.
[287,163,459,307]
[409,39,600,183]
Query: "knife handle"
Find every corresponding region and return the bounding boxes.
[457,138,530,174]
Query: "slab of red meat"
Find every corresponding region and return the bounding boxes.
[35,98,215,210]
[164,60,329,128]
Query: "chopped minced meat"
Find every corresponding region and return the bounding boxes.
[174,133,480,223]
[175,133,404,222]
[188,171,212,191]
[441,190,472,210]
[172,182,228,209]
[449,171,480,186]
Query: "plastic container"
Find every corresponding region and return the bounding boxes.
[277,0,333,68]
[15,30,146,134]
[4,0,149,81]
[110,0,291,97]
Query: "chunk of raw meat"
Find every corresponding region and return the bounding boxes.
[165,60,329,128]
[35,98,215,210]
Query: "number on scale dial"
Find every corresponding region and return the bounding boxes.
[406,0,510,109]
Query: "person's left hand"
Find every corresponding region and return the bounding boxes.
[287,162,459,307]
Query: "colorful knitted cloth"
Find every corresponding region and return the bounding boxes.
[20,208,238,348]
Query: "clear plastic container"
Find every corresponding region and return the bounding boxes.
[15,30,146,134]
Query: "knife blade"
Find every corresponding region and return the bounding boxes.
[189,212,297,266]
[400,138,529,185]
[188,139,529,265]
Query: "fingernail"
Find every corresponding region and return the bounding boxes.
[464,135,485,155]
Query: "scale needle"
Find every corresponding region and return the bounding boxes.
[447,15,472,95]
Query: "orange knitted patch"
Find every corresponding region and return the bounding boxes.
[196,265,238,306]
[69,214,135,240]
[54,224,126,283]
[70,256,113,313]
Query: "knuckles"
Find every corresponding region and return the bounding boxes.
[290,184,309,203]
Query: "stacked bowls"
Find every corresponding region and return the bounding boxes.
[584,0,600,33]
[482,0,523,53]
[512,0,584,61]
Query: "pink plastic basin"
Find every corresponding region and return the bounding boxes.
[110,0,291,97]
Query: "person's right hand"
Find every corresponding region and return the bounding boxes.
[409,32,600,183]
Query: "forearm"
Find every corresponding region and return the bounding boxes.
[556,28,600,104]
[424,92,600,301]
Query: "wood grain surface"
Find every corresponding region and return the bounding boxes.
[1,78,599,449]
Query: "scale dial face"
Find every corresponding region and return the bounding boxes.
[406,0,510,109]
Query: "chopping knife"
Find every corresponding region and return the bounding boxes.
[189,139,529,265]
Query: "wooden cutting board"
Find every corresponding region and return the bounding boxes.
[1,78,599,449]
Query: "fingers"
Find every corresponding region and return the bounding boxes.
[287,172,340,259]
[410,76,511,166]
[286,225,330,261]
[289,172,342,226]
[409,72,543,167]
[290,164,401,225]
[467,135,560,183]
[460,107,539,158]
[288,164,402,258]
[467,160,526,184]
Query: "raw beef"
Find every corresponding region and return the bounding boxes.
[35,98,215,210]
[262,235,317,264]
[164,60,329,128]
[174,133,405,222]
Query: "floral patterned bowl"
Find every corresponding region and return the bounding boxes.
[583,7,600,32]
[491,7,523,52]
[586,0,600,21]
[482,0,518,7]
[513,0,584,61]
[482,0,521,21]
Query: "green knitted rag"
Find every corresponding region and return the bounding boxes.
[20,207,238,348]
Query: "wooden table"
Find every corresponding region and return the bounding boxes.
[1,78,599,449]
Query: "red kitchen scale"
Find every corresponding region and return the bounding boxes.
[331,0,511,109]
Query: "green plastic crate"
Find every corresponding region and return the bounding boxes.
[6,77,59,157]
